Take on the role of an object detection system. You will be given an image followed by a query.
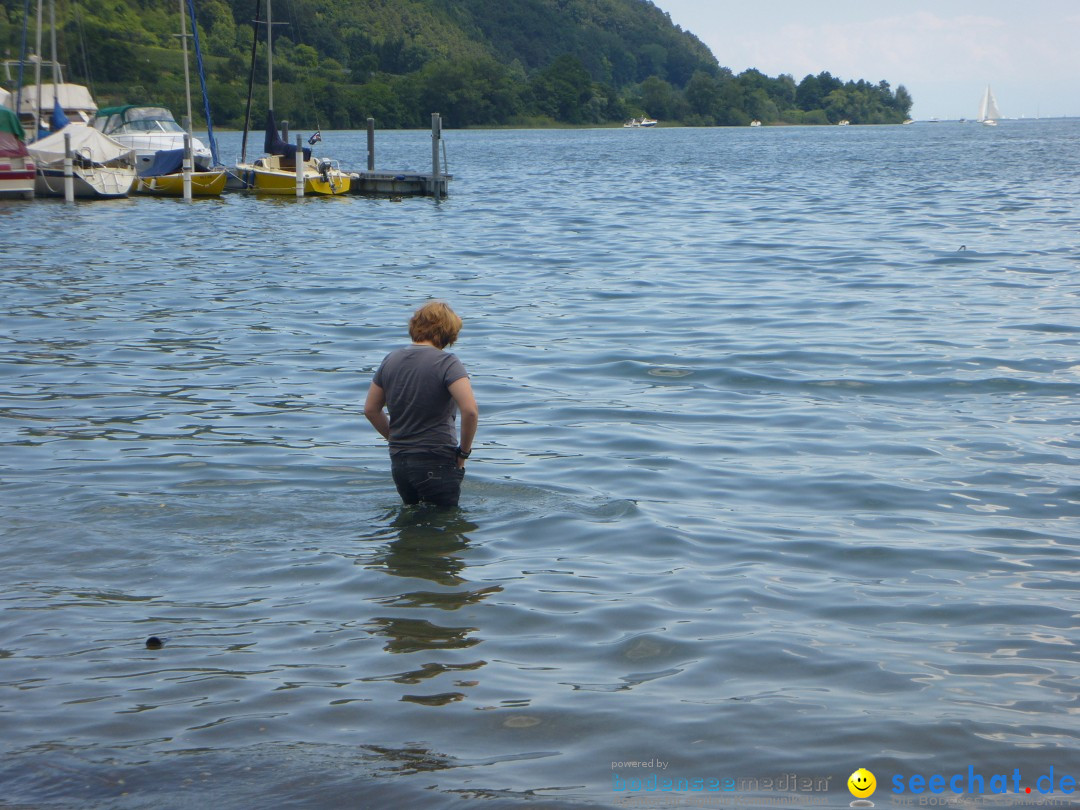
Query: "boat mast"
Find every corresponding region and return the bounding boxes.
[33,0,42,138]
[186,0,220,166]
[240,0,261,162]
[50,0,60,84]
[179,0,194,133]
[14,0,30,128]
[266,0,273,114]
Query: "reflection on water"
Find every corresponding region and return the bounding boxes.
[371,508,480,586]
[364,509,497,706]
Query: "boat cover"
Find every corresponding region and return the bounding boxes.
[0,105,29,158]
[12,84,98,119]
[0,104,26,139]
[264,111,311,161]
[27,124,134,167]
[138,149,185,178]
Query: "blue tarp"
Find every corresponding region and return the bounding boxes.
[139,148,185,178]
[264,110,311,161]
[50,97,70,131]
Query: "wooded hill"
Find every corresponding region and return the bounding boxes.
[0,0,913,129]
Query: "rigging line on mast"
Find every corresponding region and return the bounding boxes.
[72,2,95,95]
[15,0,30,122]
[240,0,261,163]
[185,0,220,166]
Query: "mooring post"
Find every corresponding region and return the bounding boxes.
[295,135,304,198]
[63,132,74,202]
[182,132,193,201]
[367,118,375,172]
[281,120,289,141]
[430,112,442,199]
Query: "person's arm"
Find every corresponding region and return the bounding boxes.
[448,376,478,467]
[364,382,390,440]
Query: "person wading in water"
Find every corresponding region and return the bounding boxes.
[364,301,478,508]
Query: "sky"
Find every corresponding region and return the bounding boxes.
[655,0,1080,120]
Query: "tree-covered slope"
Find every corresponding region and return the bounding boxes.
[0,0,912,129]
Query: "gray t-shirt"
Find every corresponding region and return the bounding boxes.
[372,345,468,457]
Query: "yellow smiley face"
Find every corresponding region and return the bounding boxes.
[848,768,877,798]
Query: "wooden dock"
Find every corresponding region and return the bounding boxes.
[348,113,451,198]
[348,171,451,198]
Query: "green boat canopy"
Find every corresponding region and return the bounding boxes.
[0,105,26,141]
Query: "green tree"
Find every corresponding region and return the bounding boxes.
[893,84,913,116]
[684,70,721,121]
[418,56,520,128]
[528,54,592,123]
[796,74,822,110]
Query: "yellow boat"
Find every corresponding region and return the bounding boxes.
[234,0,352,198]
[135,168,227,196]
[246,153,350,196]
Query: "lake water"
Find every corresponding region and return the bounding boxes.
[1,121,1078,809]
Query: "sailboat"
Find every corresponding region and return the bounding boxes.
[28,123,137,198]
[977,85,1000,126]
[133,0,226,196]
[234,0,349,195]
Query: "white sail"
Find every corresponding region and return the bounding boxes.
[978,85,1001,122]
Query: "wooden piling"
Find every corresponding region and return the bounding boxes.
[182,133,193,201]
[295,135,304,198]
[63,132,74,202]
[367,118,375,172]
[431,112,443,199]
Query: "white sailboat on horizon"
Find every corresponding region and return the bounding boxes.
[978,85,1000,126]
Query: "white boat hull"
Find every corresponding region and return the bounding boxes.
[34,165,136,198]
[0,158,36,199]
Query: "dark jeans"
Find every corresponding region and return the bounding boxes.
[391,454,465,508]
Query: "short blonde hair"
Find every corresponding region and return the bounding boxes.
[409,301,463,348]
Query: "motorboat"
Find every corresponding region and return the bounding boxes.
[91,105,213,172]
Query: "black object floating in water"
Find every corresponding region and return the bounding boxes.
[145,636,164,649]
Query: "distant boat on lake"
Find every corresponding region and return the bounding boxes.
[977,85,1000,126]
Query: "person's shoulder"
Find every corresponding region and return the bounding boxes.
[383,345,413,360]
